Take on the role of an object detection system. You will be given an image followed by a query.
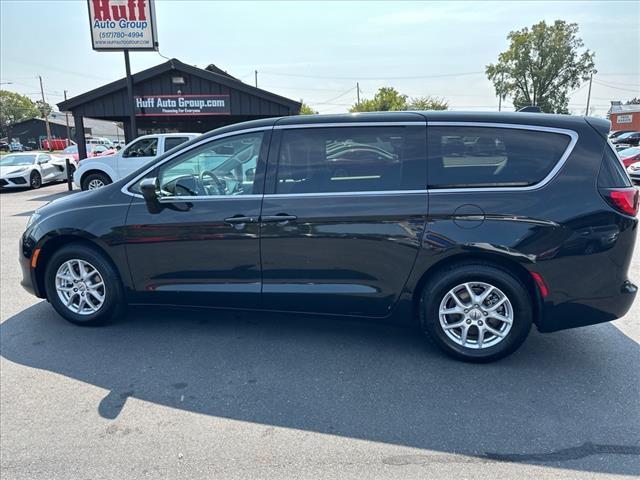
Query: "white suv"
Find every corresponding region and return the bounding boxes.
[74,133,200,190]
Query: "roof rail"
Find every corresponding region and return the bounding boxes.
[517,106,543,113]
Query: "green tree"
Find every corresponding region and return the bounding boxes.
[486,20,596,113]
[299,100,318,115]
[407,96,449,110]
[0,90,40,133]
[349,87,408,112]
[35,100,53,118]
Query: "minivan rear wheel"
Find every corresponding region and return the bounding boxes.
[420,263,532,362]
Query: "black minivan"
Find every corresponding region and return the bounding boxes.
[19,112,638,362]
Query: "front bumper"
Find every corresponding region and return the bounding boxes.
[0,174,29,188]
[19,232,44,298]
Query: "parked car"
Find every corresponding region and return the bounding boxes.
[0,152,68,189]
[626,161,640,184]
[608,130,635,139]
[19,112,638,362]
[618,146,640,168]
[611,131,640,149]
[9,142,23,152]
[73,133,199,190]
[86,137,114,148]
[60,144,116,162]
[0,141,9,152]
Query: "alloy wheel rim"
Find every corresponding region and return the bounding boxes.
[438,281,513,349]
[55,259,106,315]
[88,179,104,190]
[31,174,40,187]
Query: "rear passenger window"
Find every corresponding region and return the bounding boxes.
[275,126,426,194]
[164,137,191,151]
[427,126,571,188]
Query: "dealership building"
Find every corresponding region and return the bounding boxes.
[3,112,125,148]
[608,101,640,132]
[58,58,301,159]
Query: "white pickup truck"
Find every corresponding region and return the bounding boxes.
[74,132,200,190]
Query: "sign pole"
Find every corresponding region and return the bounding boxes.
[124,49,137,142]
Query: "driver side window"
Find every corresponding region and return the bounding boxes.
[123,138,158,158]
[156,132,263,197]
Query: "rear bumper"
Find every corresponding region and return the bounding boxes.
[537,280,637,332]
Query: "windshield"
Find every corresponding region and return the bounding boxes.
[0,155,35,166]
[63,146,78,154]
[620,147,640,157]
[618,132,637,140]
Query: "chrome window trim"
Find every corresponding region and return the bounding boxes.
[425,121,579,193]
[121,126,274,199]
[264,190,429,199]
[274,121,425,130]
[122,121,578,199]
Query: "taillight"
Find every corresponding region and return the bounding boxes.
[600,187,639,216]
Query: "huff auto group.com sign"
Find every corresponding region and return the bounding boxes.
[88,0,158,51]
[135,95,231,116]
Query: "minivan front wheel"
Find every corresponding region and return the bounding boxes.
[420,263,532,362]
[44,244,125,326]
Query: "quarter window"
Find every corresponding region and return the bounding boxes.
[427,126,571,188]
[154,132,263,197]
[164,137,191,151]
[275,126,426,194]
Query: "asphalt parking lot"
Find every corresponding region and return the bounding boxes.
[1,182,639,480]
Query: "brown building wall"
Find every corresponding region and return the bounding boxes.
[610,112,640,132]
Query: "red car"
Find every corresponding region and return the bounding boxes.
[60,144,116,163]
[618,146,640,168]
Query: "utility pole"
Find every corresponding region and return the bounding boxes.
[585,73,593,116]
[498,72,504,112]
[254,70,258,88]
[356,82,360,106]
[63,90,71,146]
[123,50,137,143]
[38,76,53,151]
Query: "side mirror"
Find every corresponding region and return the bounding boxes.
[246,168,255,181]
[140,177,162,214]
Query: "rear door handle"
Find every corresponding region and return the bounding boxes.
[224,215,257,225]
[261,214,297,224]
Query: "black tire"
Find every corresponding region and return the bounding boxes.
[82,172,111,191]
[44,243,126,326]
[30,171,42,189]
[420,262,532,362]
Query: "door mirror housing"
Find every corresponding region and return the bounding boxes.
[140,177,162,213]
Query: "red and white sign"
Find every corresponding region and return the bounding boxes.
[87,0,158,51]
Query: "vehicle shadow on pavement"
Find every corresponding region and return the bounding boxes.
[1,302,638,475]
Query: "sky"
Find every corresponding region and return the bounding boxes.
[1,0,638,117]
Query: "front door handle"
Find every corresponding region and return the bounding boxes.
[224,215,257,225]
[261,214,297,224]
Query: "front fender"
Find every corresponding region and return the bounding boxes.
[74,161,118,187]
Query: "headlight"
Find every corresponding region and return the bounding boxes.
[26,213,41,229]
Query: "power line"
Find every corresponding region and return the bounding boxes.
[260,71,484,81]
[319,86,357,105]
[593,79,640,93]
